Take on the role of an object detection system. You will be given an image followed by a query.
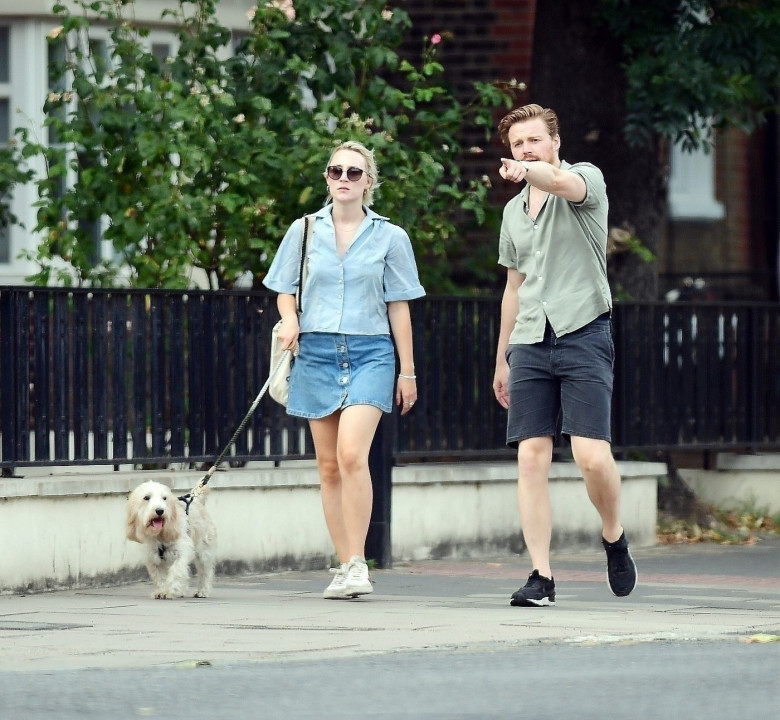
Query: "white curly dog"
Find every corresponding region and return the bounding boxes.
[126,480,217,599]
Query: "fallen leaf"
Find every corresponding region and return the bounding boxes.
[739,634,780,644]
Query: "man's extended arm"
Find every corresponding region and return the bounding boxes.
[500,158,587,203]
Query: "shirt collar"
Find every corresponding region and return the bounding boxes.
[313,204,388,223]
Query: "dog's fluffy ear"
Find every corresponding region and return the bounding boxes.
[159,493,183,543]
[126,487,145,543]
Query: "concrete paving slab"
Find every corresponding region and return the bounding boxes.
[1,536,778,673]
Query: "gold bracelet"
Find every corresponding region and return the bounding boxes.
[398,373,416,380]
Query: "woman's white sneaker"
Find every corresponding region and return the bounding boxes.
[323,564,350,599]
[344,555,373,596]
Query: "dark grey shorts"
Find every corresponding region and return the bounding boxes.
[506,313,614,448]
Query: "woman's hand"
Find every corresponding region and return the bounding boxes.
[396,374,417,416]
[278,315,300,353]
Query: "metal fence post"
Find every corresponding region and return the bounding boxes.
[366,413,394,569]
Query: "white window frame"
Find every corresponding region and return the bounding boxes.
[668,135,725,221]
[0,23,13,264]
[0,20,49,284]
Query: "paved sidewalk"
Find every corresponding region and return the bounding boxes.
[1,536,779,673]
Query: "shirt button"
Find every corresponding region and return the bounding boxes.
[542,301,547,306]
[535,250,541,255]
[538,276,543,281]
[533,224,539,230]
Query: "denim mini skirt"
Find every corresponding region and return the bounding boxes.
[287,333,396,419]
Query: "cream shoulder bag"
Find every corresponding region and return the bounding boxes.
[268,215,313,406]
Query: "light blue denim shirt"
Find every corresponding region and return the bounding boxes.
[263,205,426,335]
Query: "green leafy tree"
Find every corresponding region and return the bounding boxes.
[529,0,780,300]
[16,0,515,289]
[601,0,780,151]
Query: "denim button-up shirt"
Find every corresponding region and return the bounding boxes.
[263,205,425,335]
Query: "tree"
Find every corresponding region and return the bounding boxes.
[15,0,516,290]
[602,0,780,151]
[529,0,780,299]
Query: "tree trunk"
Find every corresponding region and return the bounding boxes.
[528,0,666,300]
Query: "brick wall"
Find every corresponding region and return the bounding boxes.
[718,129,751,275]
[403,0,535,189]
[662,128,766,300]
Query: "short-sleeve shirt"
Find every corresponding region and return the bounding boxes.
[497,160,611,344]
[263,204,425,335]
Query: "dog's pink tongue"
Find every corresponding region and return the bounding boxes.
[151,518,164,529]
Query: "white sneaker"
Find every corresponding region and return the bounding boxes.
[344,555,373,597]
[323,564,350,599]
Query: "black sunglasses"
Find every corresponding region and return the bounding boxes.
[326,165,365,182]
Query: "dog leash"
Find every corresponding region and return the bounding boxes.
[178,348,293,514]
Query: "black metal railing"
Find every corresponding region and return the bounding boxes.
[1,287,779,472]
[0,287,313,470]
[611,301,780,452]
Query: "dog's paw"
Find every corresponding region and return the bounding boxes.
[193,590,210,598]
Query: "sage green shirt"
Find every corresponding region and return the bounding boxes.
[498,160,611,344]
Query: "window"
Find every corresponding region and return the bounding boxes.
[89,37,113,78]
[1,25,12,263]
[0,26,8,83]
[668,135,725,220]
[151,42,171,64]
[0,97,8,144]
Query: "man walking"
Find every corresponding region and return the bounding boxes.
[493,103,637,607]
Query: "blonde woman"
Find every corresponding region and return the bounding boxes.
[264,141,425,598]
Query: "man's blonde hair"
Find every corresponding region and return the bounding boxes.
[498,104,560,147]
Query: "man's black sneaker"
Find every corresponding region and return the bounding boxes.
[602,531,638,597]
[510,570,556,607]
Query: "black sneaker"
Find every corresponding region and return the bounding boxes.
[602,531,638,597]
[510,570,556,607]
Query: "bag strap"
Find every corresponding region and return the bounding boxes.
[296,214,314,315]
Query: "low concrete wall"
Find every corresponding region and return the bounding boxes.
[0,460,664,594]
[390,461,660,560]
[679,453,780,514]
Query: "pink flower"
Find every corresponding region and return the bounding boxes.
[431,33,442,45]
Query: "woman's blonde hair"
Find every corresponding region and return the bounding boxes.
[325,140,381,207]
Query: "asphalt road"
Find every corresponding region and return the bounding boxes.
[1,641,777,719]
